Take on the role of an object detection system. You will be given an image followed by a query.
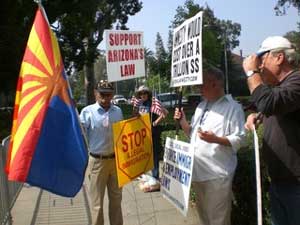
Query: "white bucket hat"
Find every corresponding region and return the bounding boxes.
[257,36,292,57]
[137,85,150,93]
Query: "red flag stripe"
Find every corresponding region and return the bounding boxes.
[8,103,48,180]
[33,9,55,70]
[17,91,46,126]
[23,46,53,78]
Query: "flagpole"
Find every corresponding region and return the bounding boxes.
[34,0,52,26]
[150,88,155,126]
[34,0,42,5]
[66,77,90,153]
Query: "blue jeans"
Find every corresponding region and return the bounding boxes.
[270,182,300,225]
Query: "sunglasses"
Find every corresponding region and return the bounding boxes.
[257,50,270,59]
[139,92,148,95]
[99,93,113,97]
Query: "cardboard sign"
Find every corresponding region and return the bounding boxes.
[105,30,145,82]
[161,137,195,216]
[171,11,203,87]
[113,114,153,187]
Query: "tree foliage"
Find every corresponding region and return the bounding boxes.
[284,27,300,67]
[285,28,300,51]
[0,0,142,105]
[0,0,37,102]
[153,33,169,78]
[145,74,170,94]
[49,0,143,104]
[275,0,300,14]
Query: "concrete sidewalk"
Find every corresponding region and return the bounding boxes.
[11,179,200,225]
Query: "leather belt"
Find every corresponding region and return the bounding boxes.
[89,152,115,159]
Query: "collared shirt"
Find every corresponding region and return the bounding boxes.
[190,94,246,182]
[79,102,123,155]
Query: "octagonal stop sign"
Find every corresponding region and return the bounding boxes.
[113,113,153,187]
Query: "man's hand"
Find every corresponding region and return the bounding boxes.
[245,113,262,131]
[197,130,218,143]
[173,107,186,122]
[243,54,260,73]
[198,130,232,146]
[174,107,191,136]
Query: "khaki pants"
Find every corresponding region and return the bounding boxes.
[88,156,123,225]
[193,174,234,225]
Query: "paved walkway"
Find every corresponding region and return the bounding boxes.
[11,179,200,225]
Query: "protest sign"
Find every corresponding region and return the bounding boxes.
[161,137,194,216]
[113,114,153,187]
[171,11,203,87]
[105,30,145,82]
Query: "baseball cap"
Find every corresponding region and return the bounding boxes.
[95,80,114,93]
[256,36,293,57]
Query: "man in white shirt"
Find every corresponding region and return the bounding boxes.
[174,67,246,225]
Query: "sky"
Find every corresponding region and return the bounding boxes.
[104,0,299,56]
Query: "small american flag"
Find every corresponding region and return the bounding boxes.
[131,96,142,108]
[151,97,168,116]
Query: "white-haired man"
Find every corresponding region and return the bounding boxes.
[243,36,300,225]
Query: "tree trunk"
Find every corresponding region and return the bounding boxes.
[84,63,95,105]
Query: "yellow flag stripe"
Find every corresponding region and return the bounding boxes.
[22,80,44,93]
[10,98,45,162]
[20,62,49,80]
[27,26,53,76]
[50,29,61,67]
[18,87,46,114]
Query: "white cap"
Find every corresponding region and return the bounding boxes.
[257,36,292,57]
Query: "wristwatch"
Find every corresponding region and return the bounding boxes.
[246,70,260,77]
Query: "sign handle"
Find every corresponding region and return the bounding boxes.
[175,86,183,138]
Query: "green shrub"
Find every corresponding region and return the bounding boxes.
[235,96,252,106]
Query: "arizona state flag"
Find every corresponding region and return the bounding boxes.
[6,6,88,197]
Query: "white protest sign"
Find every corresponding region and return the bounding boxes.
[161,137,195,216]
[105,30,145,82]
[171,11,203,87]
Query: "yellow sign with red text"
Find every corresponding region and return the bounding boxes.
[113,114,153,187]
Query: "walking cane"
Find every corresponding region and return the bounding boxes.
[253,126,263,225]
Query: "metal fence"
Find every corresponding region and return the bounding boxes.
[0,136,22,225]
